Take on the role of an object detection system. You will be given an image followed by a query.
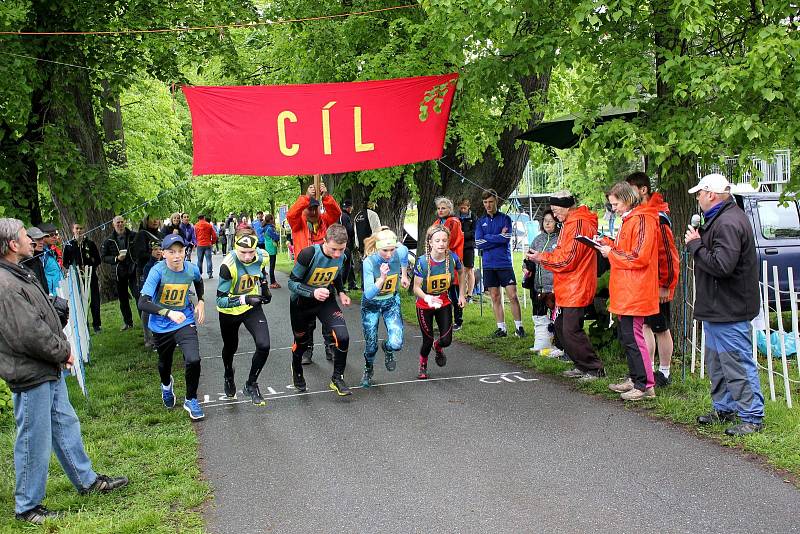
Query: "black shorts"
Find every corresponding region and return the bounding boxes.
[645,301,671,333]
[462,247,475,269]
[483,267,516,288]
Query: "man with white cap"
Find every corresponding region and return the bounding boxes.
[685,173,764,436]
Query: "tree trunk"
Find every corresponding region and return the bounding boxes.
[101,80,128,167]
[415,70,552,255]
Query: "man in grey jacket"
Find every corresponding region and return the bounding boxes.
[685,174,764,436]
[0,218,128,524]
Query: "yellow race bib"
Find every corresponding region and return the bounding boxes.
[160,283,189,307]
[379,274,399,295]
[307,267,338,287]
[426,273,450,295]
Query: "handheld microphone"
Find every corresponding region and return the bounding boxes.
[690,214,701,230]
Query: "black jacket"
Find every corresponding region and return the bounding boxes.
[21,252,49,293]
[0,258,70,392]
[339,211,355,250]
[131,226,164,273]
[687,198,759,322]
[63,237,101,275]
[459,211,476,249]
[101,228,137,277]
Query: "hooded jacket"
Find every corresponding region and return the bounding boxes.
[438,215,464,260]
[0,258,70,392]
[606,203,659,317]
[647,192,680,300]
[537,205,598,308]
[287,194,342,259]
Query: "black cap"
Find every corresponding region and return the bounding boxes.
[37,222,58,234]
[342,199,353,209]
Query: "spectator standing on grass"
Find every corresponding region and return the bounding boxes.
[0,219,128,525]
[63,222,103,334]
[685,173,764,436]
[36,223,64,296]
[626,172,680,386]
[194,215,217,279]
[22,227,49,294]
[475,189,525,338]
[524,209,559,354]
[458,198,477,302]
[131,215,163,347]
[101,215,139,331]
[600,182,660,401]
[435,197,465,331]
[528,191,605,379]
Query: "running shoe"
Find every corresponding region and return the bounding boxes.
[293,372,307,393]
[434,344,447,367]
[269,282,281,289]
[608,377,634,393]
[79,474,129,495]
[561,368,585,378]
[360,363,374,388]
[329,374,352,396]
[655,370,671,387]
[620,387,655,401]
[417,364,429,380]
[453,323,463,332]
[697,410,737,425]
[243,382,266,406]
[491,328,507,338]
[223,376,236,399]
[161,376,175,408]
[515,326,526,338]
[384,345,397,371]
[301,347,313,365]
[724,422,763,436]
[183,398,205,420]
[325,345,334,361]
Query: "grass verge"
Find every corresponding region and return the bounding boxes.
[0,303,209,532]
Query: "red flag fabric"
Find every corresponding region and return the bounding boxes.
[183,73,458,176]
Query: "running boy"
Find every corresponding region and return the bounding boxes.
[413,225,466,380]
[288,224,352,395]
[138,234,206,420]
[360,228,410,387]
[216,229,273,405]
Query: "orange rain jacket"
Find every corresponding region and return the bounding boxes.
[287,194,342,260]
[647,192,680,300]
[605,203,659,317]
[537,205,598,308]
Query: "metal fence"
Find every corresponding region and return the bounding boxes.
[696,149,791,191]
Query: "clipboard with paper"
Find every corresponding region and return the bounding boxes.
[575,235,603,249]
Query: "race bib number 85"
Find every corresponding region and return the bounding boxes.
[308,267,338,287]
[426,273,450,294]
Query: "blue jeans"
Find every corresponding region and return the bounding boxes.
[704,321,765,423]
[196,246,213,276]
[12,377,97,513]
[361,294,404,364]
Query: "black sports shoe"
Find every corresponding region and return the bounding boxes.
[697,410,737,425]
[515,326,526,338]
[329,374,352,396]
[244,382,266,406]
[434,346,447,367]
[654,370,671,387]
[453,323,463,332]
[301,347,313,365]
[79,474,129,495]
[725,422,764,436]
[325,345,334,361]
[16,505,60,524]
[223,376,236,399]
[491,328,507,338]
[293,372,307,393]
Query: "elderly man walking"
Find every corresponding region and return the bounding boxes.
[0,219,128,525]
[685,174,764,436]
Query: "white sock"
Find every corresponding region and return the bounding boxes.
[497,322,506,331]
[659,366,670,378]
[514,320,523,329]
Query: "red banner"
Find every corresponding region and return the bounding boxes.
[183,73,458,176]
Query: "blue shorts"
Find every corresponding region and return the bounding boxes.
[483,268,516,288]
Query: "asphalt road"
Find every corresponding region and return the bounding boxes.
[194,254,798,534]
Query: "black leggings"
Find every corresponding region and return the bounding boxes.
[219,305,271,385]
[268,254,277,284]
[154,324,201,400]
[290,296,349,376]
[416,304,453,358]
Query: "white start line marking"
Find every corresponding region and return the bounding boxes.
[200,371,538,409]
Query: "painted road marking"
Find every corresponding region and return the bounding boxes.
[200,371,538,409]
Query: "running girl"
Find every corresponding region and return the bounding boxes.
[360,228,410,387]
[216,229,273,406]
[412,225,466,380]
